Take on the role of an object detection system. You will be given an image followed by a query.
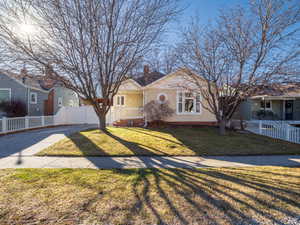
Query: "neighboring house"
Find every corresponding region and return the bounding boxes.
[110,66,217,126]
[235,83,300,121]
[0,69,79,117]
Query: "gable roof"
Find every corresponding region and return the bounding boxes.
[0,70,62,92]
[143,68,203,89]
[133,71,166,86]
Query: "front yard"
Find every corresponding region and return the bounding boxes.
[37,127,300,156]
[0,167,299,225]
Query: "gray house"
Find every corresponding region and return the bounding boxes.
[0,69,79,117]
[236,83,300,121]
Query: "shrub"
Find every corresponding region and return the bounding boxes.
[0,100,27,117]
[144,100,174,124]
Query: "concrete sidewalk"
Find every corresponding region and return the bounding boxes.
[0,155,299,169]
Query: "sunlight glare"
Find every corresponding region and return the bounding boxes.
[19,23,35,36]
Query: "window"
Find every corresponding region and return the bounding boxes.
[58,97,63,107]
[0,88,11,103]
[260,100,272,110]
[157,93,167,104]
[116,95,125,106]
[30,92,37,104]
[177,91,201,114]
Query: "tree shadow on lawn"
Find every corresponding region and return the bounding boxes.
[124,126,300,159]
[70,167,300,225]
[123,168,299,225]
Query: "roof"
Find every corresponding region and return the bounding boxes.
[133,71,166,86]
[251,83,300,98]
[0,70,59,92]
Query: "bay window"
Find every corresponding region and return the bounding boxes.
[177,91,201,114]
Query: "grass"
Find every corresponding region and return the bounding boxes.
[0,167,299,225]
[37,127,300,156]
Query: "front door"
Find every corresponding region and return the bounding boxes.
[285,100,294,120]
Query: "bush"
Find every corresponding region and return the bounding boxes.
[256,110,278,120]
[0,100,27,117]
[144,100,174,125]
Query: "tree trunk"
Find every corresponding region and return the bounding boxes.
[98,113,107,132]
[219,119,226,135]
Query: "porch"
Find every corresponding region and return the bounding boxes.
[107,89,145,126]
[250,96,300,121]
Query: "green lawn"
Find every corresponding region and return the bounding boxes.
[0,167,299,225]
[37,127,300,156]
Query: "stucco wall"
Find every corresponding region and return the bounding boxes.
[113,92,143,119]
[144,88,216,122]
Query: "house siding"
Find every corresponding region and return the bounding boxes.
[144,88,216,122]
[28,88,48,116]
[0,73,50,116]
[0,74,27,104]
[293,99,300,120]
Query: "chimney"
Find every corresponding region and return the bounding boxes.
[143,65,150,83]
[143,65,150,75]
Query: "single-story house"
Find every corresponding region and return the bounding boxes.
[109,66,217,126]
[235,83,300,121]
[0,68,79,117]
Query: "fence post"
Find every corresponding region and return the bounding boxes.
[41,116,45,127]
[286,124,290,141]
[25,116,29,129]
[2,117,7,133]
[259,120,262,134]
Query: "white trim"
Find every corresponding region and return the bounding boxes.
[143,68,206,89]
[0,88,11,102]
[116,95,125,106]
[176,90,202,115]
[121,79,142,89]
[29,92,37,104]
[260,100,272,110]
[157,93,168,104]
[144,70,179,89]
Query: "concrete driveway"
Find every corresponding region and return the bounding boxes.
[0,125,96,157]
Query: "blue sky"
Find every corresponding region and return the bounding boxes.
[166,0,249,43]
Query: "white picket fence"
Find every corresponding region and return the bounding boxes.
[0,106,108,134]
[0,116,56,134]
[246,120,300,144]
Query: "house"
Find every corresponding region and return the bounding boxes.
[235,83,300,121]
[0,69,79,117]
[110,66,217,126]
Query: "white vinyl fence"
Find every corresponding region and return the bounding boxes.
[0,106,109,134]
[246,120,300,144]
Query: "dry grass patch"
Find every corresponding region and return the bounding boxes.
[0,167,299,225]
[37,127,300,156]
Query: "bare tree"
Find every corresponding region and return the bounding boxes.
[142,47,179,74]
[178,0,300,135]
[0,0,179,131]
